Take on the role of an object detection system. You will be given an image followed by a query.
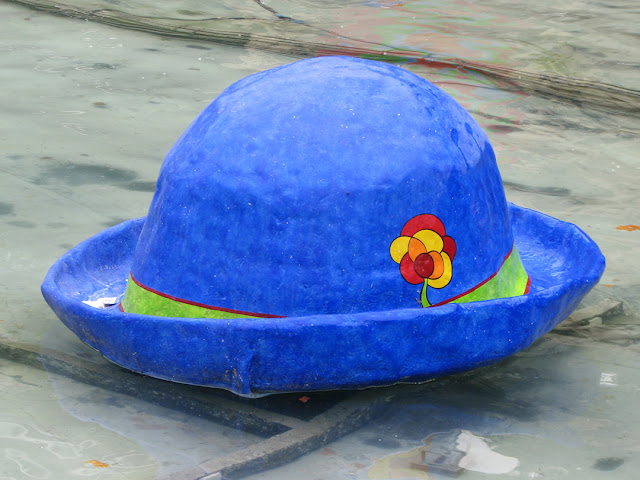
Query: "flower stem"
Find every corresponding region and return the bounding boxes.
[420,281,430,307]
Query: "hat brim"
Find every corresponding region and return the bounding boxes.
[42,203,604,396]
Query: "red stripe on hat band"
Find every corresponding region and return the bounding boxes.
[125,246,529,317]
[430,246,529,308]
[128,273,286,319]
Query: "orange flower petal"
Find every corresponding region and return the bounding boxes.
[428,251,444,279]
[408,237,427,261]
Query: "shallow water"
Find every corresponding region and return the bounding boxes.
[1,0,639,479]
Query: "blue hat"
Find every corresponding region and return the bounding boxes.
[42,57,604,396]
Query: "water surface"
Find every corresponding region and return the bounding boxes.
[1,1,639,478]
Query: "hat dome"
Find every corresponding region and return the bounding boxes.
[122,56,529,319]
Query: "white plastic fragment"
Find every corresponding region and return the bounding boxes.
[456,431,519,474]
[82,297,119,309]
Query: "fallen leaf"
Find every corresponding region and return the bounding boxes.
[616,225,640,231]
[298,396,311,403]
[84,460,109,468]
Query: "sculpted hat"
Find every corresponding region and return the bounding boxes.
[42,56,604,396]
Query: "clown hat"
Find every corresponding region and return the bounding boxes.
[42,56,604,396]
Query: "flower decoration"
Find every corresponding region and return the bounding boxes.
[390,214,456,307]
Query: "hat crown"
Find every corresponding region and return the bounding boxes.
[123,56,527,318]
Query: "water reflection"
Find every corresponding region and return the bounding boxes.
[0,202,15,216]
[240,331,638,479]
[30,313,637,479]
[32,163,138,187]
[47,374,260,478]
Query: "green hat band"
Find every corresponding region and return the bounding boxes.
[428,244,530,307]
[120,244,529,318]
[120,274,285,319]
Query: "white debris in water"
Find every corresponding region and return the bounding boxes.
[456,431,519,474]
[82,297,119,309]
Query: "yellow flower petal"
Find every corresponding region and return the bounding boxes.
[413,229,443,253]
[389,236,410,264]
[427,252,452,289]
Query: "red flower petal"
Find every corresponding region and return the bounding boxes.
[400,253,425,285]
[442,236,456,261]
[414,253,434,278]
[401,214,445,238]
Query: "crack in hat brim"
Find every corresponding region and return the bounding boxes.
[41,203,605,396]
